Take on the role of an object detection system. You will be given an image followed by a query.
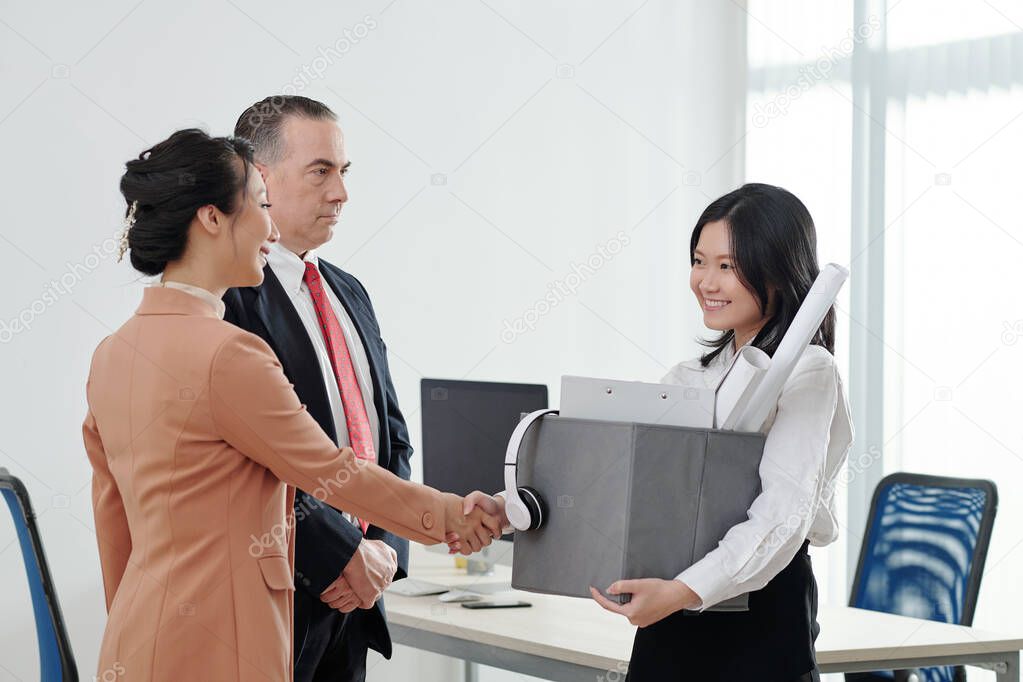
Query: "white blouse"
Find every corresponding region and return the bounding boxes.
[666,342,854,610]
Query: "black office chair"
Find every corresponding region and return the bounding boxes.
[0,468,78,681]
[846,472,997,682]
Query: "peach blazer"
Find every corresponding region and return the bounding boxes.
[82,286,458,681]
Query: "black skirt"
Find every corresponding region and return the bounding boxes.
[626,541,820,682]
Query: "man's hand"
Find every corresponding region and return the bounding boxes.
[443,495,503,555]
[320,538,397,611]
[319,575,360,613]
[589,578,702,628]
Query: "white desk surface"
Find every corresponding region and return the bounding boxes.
[386,546,1023,673]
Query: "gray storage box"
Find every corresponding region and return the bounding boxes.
[511,415,765,609]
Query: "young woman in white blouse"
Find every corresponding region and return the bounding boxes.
[467,183,854,682]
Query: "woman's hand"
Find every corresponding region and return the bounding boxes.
[446,491,509,553]
[589,578,702,628]
[462,491,508,530]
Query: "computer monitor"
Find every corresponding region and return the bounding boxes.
[420,378,548,569]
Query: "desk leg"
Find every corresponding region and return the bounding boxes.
[464,659,478,682]
[995,650,1020,682]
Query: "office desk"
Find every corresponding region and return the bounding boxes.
[386,547,1023,681]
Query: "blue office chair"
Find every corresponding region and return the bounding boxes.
[846,472,997,682]
[0,468,78,681]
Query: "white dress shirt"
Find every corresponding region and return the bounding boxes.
[152,279,226,319]
[264,241,380,462]
[667,341,854,610]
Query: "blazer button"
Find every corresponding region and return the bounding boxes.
[421,512,434,529]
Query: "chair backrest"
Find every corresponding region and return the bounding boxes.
[0,468,78,681]
[848,473,997,682]
[850,472,997,626]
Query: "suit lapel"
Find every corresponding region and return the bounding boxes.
[252,265,339,445]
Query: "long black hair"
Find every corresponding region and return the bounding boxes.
[119,128,254,276]
[691,183,835,367]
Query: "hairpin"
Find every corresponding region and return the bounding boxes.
[117,200,138,263]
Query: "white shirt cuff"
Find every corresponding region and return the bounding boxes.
[676,553,732,611]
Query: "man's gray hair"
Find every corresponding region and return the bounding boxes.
[234,95,337,164]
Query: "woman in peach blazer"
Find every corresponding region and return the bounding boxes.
[83,129,498,681]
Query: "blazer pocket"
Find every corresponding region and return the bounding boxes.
[257,554,295,591]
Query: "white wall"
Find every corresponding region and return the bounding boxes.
[0,0,747,679]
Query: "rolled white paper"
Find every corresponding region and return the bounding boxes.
[731,263,849,433]
[714,345,771,429]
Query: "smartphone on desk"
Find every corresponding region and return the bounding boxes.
[460,600,532,609]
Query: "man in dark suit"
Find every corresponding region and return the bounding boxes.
[224,95,410,682]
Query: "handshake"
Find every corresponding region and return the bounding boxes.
[321,491,512,614]
[443,491,510,555]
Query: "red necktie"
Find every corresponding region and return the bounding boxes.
[303,262,376,533]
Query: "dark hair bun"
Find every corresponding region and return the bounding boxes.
[119,128,255,276]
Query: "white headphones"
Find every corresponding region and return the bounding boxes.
[503,408,559,531]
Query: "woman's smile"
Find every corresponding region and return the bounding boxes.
[702,298,731,312]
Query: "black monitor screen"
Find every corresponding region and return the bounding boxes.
[420,378,548,503]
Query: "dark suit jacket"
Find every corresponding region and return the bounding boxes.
[222,259,411,659]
